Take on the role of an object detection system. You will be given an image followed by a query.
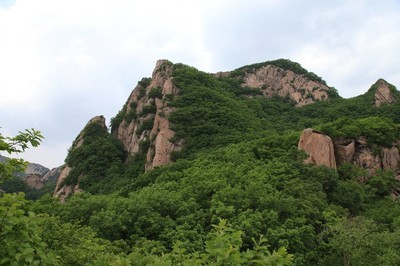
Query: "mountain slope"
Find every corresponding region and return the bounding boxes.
[22,58,400,265]
[112,59,337,167]
[53,59,400,199]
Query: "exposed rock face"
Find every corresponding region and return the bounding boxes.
[354,147,382,176]
[53,166,74,203]
[299,129,400,181]
[24,166,62,189]
[23,163,50,189]
[25,163,49,176]
[113,60,181,171]
[24,174,44,189]
[0,155,62,190]
[382,147,400,170]
[374,79,395,107]
[241,65,331,107]
[333,137,356,165]
[53,115,106,201]
[298,129,337,169]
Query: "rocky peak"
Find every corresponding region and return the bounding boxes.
[113,60,181,172]
[233,60,334,107]
[53,115,106,202]
[373,79,396,107]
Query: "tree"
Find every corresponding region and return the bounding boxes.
[0,193,57,265]
[0,128,43,182]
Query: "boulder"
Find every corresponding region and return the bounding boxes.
[298,128,336,169]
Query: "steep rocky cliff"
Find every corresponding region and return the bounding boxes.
[298,129,336,169]
[298,128,400,180]
[373,79,396,107]
[223,59,335,106]
[240,65,331,106]
[112,60,181,171]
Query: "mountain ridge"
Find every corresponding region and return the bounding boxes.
[52,58,399,200]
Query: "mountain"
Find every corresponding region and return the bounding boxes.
[53,59,340,198]
[0,154,61,198]
[53,59,400,200]
[6,58,400,265]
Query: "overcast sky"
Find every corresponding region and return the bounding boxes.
[1,0,399,168]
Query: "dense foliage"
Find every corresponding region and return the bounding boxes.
[62,121,128,194]
[2,62,400,265]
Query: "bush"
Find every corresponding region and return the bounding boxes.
[138,77,151,88]
[136,118,154,136]
[148,87,163,99]
[140,103,157,117]
[110,104,127,133]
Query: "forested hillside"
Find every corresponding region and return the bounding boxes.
[1,59,400,265]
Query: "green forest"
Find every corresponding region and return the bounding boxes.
[2,60,400,265]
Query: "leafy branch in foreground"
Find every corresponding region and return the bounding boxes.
[0,128,44,182]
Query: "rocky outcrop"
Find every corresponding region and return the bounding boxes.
[53,115,106,201]
[382,147,400,170]
[240,65,331,107]
[25,163,49,177]
[298,129,337,169]
[0,155,62,190]
[298,129,400,180]
[353,147,382,176]
[23,166,62,189]
[23,163,50,189]
[374,79,395,107]
[333,137,356,165]
[113,60,181,171]
[53,166,82,203]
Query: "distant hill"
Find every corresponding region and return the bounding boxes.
[0,154,61,199]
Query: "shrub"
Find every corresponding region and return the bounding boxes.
[136,118,154,136]
[140,103,157,117]
[110,104,127,133]
[138,77,151,88]
[148,87,163,99]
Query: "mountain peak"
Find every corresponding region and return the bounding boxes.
[53,115,107,201]
[223,58,339,106]
[371,78,397,107]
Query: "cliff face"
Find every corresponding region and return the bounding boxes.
[298,129,400,180]
[23,163,50,189]
[298,129,336,169]
[238,64,332,106]
[113,60,181,171]
[374,79,396,107]
[0,155,61,190]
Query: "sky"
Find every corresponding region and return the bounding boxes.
[1,0,399,168]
